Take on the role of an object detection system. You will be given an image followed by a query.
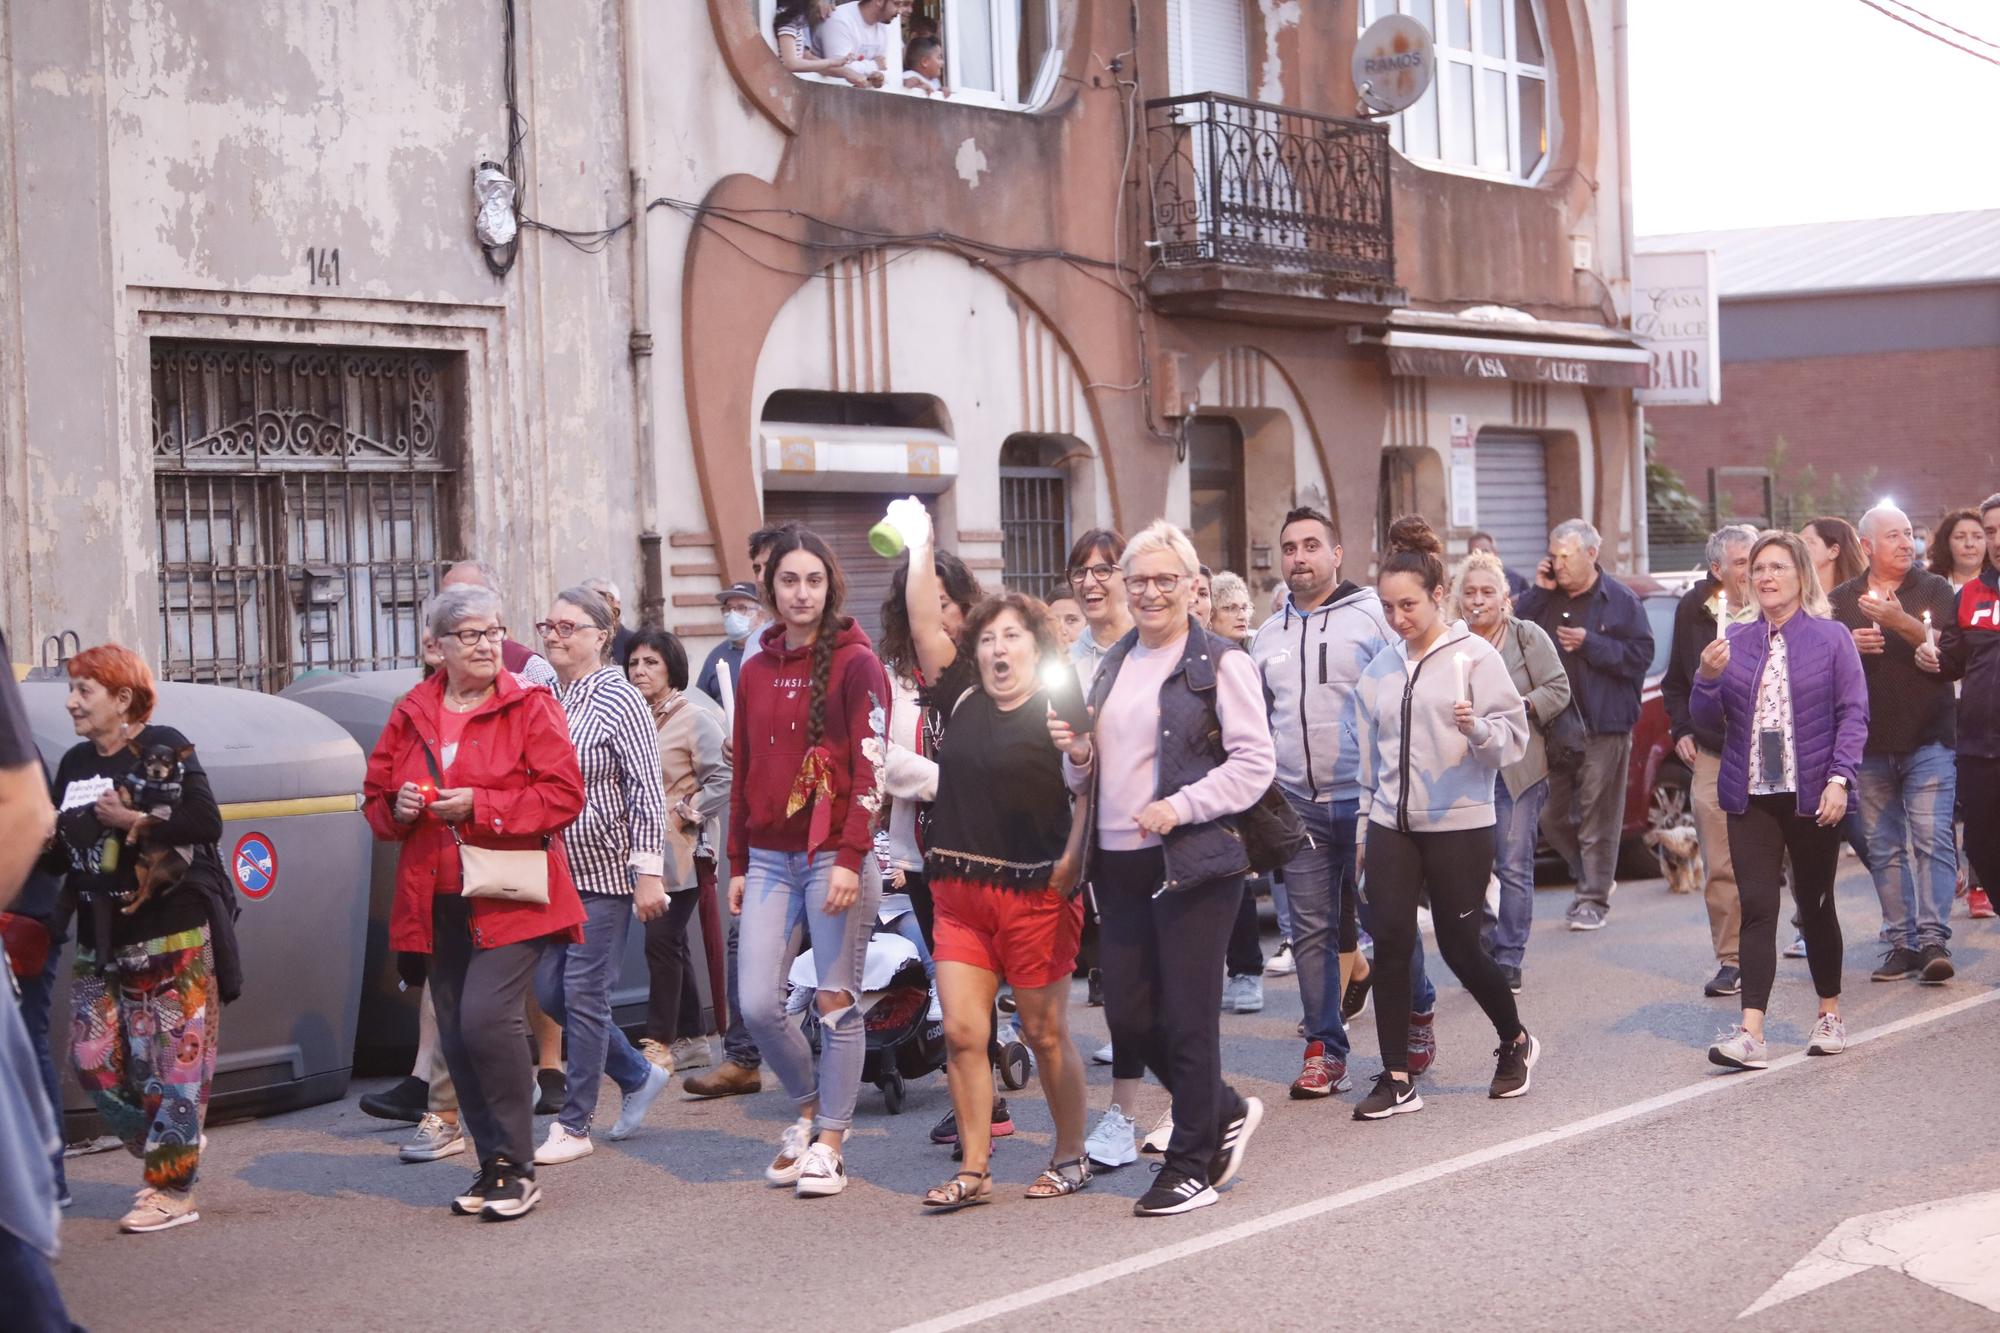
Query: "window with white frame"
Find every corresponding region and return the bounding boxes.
[758,0,1063,110]
[1361,0,1551,182]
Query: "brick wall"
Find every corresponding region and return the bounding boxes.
[1647,345,2000,531]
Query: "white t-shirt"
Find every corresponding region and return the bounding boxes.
[818,2,893,68]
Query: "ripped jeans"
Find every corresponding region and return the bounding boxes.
[736,848,880,1133]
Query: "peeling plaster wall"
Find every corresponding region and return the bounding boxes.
[2,0,637,658]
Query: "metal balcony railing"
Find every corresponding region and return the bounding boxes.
[1145,92,1394,286]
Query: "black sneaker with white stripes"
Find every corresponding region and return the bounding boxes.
[1208,1096,1264,1190]
[450,1163,498,1216]
[1133,1167,1218,1217]
[478,1161,541,1222]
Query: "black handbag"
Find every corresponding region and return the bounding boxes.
[1515,621,1588,774]
[1238,783,1309,873]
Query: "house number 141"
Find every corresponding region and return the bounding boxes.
[304,247,341,286]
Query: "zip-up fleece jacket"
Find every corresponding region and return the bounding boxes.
[727,618,889,877]
[1937,567,2000,760]
[1355,623,1529,833]
[1250,581,1392,804]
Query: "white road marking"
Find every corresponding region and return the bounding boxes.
[893,988,2000,1333]
[1740,1189,2000,1318]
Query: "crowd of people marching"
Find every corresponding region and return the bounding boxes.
[4,488,1997,1291]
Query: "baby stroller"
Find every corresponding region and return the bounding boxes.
[788,929,946,1114]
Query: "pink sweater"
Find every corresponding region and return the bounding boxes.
[1071,632,1277,851]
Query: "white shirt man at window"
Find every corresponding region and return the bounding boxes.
[818,0,904,87]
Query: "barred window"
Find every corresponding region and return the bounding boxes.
[999,435,1072,601]
[150,341,459,692]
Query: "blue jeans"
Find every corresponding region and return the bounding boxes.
[885,908,936,988]
[17,946,67,1198]
[1270,873,1293,942]
[721,916,762,1069]
[1484,777,1551,970]
[736,849,880,1133]
[1283,795,1435,1055]
[534,891,654,1135]
[1855,742,1958,950]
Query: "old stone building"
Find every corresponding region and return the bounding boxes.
[0,0,1644,682]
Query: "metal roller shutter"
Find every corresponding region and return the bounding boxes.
[1473,431,1550,574]
[761,491,899,646]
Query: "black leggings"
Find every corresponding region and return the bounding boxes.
[1226,877,1265,978]
[1730,793,1843,1012]
[644,889,704,1044]
[1959,757,2000,895]
[1365,822,1521,1073]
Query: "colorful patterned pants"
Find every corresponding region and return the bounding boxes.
[71,925,219,1192]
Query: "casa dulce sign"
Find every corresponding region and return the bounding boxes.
[1385,345,1651,388]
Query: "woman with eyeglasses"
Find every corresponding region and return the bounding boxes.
[364,585,587,1220]
[1693,531,1865,1071]
[529,586,675,1166]
[730,527,888,1198]
[1049,520,1276,1216]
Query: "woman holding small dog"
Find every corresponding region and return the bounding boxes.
[45,644,232,1233]
[1691,531,1867,1071]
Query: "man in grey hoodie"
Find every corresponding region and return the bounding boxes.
[1251,508,1439,1100]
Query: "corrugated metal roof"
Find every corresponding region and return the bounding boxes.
[1638,210,2000,297]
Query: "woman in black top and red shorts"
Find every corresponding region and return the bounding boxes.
[902,515,1092,1210]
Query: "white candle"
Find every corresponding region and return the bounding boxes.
[1716,591,1729,641]
[1924,609,1937,649]
[1453,650,1469,703]
[716,658,736,729]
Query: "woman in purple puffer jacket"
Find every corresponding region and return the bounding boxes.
[1691,530,1869,1072]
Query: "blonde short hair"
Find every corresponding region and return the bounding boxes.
[1119,519,1201,579]
[1210,570,1251,609]
[1449,550,1510,621]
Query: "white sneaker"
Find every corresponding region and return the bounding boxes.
[794,1141,847,1198]
[765,1117,814,1185]
[533,1122,594,1165]
[926,990,943,1023]
[1223,975,1264,1013]
[1806,1013,1847,1056]
[1084,1105,1138,1169]
[669,1037,713,1073]
[608,1061,672,1141]
[1265,942,1297,976]
[1707,1026,1769,1071]
[1091,1041,1114,1065]
[1141,1109,1174,1154]
[1783,934,1808,959]
[399,1112,466,1162]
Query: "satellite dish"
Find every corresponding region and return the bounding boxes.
[1353,14,1435,116]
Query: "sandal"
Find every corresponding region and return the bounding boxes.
[1025,1156,1093,1200]
[922,1170,992,1212]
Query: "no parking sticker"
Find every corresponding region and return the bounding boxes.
[232,832,278,900]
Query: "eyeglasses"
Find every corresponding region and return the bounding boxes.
[534,620,601,641]
[1068,563,1119,586]
[1214,601,1251,615]
[443,626,508,647]
[1129,574,1186,595]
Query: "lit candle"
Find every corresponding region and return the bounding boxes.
[1453,650,1469,703]
[1716,591,1729,641]
[716,658,736,729]
[1924,609,1937,649]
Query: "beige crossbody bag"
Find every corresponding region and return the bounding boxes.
[421,736,552,905]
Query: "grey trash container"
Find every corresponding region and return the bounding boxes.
[280,669,709,1070]
[26,681,370,1132]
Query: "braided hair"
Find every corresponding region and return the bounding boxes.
[759,526,849,750]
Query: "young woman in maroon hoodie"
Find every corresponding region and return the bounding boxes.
[729,527,889,1198]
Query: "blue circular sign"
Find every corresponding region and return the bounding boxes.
[232,832,278,900]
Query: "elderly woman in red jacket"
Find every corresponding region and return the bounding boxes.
[364,583,586,1222]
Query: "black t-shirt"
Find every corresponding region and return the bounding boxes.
[1829,569,1958,756]
[922,668,1072,891]
[48,724,222,949]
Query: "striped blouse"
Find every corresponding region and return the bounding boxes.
[554,666,666,895]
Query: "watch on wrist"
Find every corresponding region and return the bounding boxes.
[1828,775,1849,790]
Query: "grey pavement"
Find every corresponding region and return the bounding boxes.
[53,858,2000,1331]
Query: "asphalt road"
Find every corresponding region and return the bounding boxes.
[52,858,2000,1331]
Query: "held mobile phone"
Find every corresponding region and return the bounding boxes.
[1042,659,1092,733]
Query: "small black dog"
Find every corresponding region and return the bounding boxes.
[114,741,195,914]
